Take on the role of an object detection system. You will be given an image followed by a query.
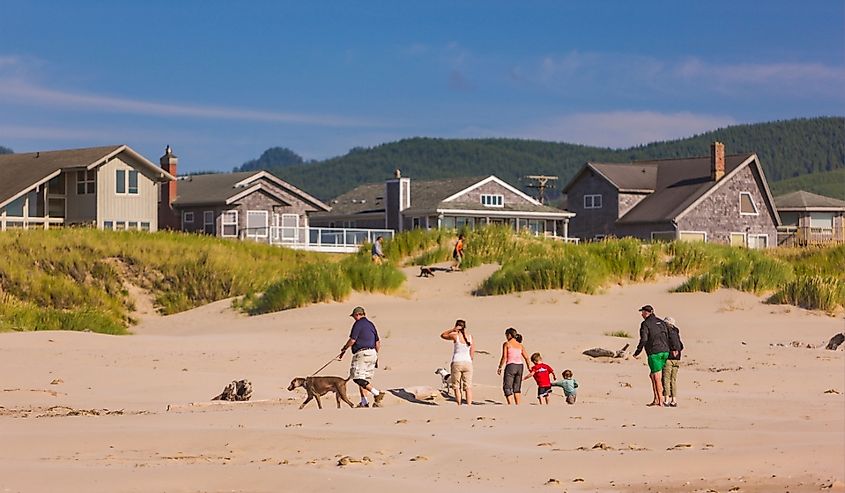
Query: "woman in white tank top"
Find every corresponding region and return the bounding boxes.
[440,319,474,406]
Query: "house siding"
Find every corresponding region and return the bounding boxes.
[619,193,649,217]
[449,181,534,206]
[65,170,97,225]
[675,164,777,245]
[565,172,619,239]
[97,156,159,231]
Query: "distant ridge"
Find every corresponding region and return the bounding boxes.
[235,117,844,201]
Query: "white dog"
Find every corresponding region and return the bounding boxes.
[434,367,451,391]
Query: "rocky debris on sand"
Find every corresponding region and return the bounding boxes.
[545,478,560,486]
[826,333,845,351]
[50,378,64,385]
[212,379,252,401]
[409,455,428,462]
[337,455,372,466]
[667,443,693,450]
[824,389,841,394]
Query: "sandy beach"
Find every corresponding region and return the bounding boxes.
[1,264,843,492]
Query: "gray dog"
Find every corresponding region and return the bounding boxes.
[287,376,355,410]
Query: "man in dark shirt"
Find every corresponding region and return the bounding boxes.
[338,306,385,407]
[632,305,670,407]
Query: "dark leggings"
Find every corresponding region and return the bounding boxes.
[502,363,523,396]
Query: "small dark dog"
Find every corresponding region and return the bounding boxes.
[287,375,355,410]
[418,267,435,278]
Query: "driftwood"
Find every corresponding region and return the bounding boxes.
[211,379,253,401]
[583,343,630,359]
[826,333,845,351]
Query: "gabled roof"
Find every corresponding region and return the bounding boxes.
[172,170,330,211]
[774,190,845,211]
[581,162,658,192]
[617,154,757,224]
[0,145,173,209]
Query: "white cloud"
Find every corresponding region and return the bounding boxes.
[0,55,385,128]
[513,111,737,148]
[513,50,845,99]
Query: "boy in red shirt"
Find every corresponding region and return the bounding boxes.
[524,352,556,404]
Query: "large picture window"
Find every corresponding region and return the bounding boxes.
[246,210,268,238]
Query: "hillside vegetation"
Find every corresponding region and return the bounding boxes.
[236,117,844,200]
[770,168,845,200]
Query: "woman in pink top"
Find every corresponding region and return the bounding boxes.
[497,327,531,404]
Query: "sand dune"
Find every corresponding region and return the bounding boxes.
[1,265,843,492]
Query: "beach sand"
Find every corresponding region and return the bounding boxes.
[1,265,843,492]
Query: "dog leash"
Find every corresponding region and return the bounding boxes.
[309,356,338,377]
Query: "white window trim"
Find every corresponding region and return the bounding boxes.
[221,210,238,238]
[739,192,759,216]
[584,194,603,209]
[246,210,269,238]
[183,211,194,225]
[115,169,141,196]
[678,230,708,242]
[729,232,747,247]
[480,193,504,208]
[748,233,769,249]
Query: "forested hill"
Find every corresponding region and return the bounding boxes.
[0,145,12,154]
[238,117,844,201]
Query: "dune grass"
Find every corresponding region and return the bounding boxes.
[605,330,631,338]
[241,250,406,314]
[0,229,322,333]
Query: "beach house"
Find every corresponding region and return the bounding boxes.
[156,147,331,240]
[774,190,845,246]
[0,145,174,232]
[310,171,576,239]
[562,142,780,247]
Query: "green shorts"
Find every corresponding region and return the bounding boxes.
[647,352,670,373]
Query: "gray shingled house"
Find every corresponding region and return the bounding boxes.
[310,172,575,238]
[562,142,780,247]
[0,145,174,231]
[157,147,330,240]
[774,190,845,246]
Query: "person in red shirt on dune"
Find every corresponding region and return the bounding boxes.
[524,352,556,404]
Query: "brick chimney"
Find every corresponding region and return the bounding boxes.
[710,141,725,181]
[158,145,180,230]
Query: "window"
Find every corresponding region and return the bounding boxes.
[115,221,126,231]
[481,194,504,207]
[116,169,139,195]
[48,198,65,218]
[103,221,114,230]
[140,222,150,232]
[128,221,138,230]
[679,231,706,243]
[730,233,746,247]
[779,212,799,227]
[584,194,602,209]
[412,217,420,228]
[76,170,95,195]
[748,234,768,249]
[203,211,215,235]
[246,210,268,238]
[810,212,834,229]
[116,170,126,194]
[456,216,475,229]
[281,213,299,241]
[222,210,238,237]
[651,231,676,242]
[183,211,194,225]
[739,192,758,215]
[441,216,456,229]
[48,174,65,195]
[128,170,139,194]
[527,219,546,235]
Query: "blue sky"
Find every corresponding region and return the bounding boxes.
[1,1,843,172]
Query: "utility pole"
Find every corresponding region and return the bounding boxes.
[524,175,558,204]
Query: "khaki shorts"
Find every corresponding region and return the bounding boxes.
[351,349,377,381]
[450,361,473,391]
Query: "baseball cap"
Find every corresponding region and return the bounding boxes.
[639,305,654,312]
[350,306,366,317]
